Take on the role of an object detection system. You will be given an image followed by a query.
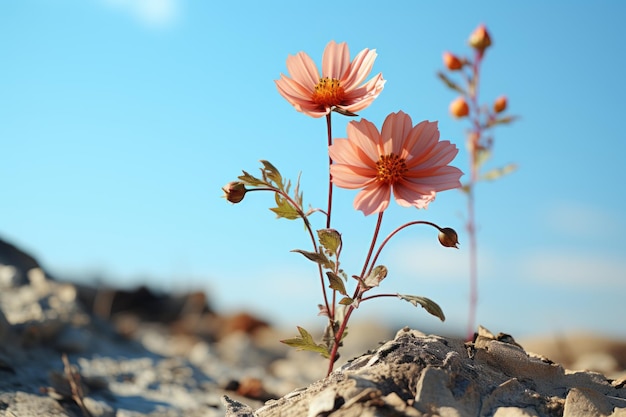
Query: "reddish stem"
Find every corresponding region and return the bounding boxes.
[326,113,333,230]
[465,50,484,340]
[326,211,384,375]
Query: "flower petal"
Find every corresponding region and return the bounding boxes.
[343,73,385,106]
[407,141,459,171]
[286,52,320,88]
[353,182,391,216]
[330,137,375,168]
[275,75,313,103]
[393,181,436,209]
[322,41,351,79]
[381,111,413,156]
[330,164,377,189]
[341,48,377,89]
[401,120,439,161]
[345,119,382,162]
[405,166,463,190]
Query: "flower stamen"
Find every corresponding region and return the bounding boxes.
[312,77,346,107]
[375,153,407,184]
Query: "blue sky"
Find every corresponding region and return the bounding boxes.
[2,1,625,339]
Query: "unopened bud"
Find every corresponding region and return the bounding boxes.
[438,227,459,249]
[493,96,507,113]
[449,97,469,118]
[468,24,492,52]
[443,51,463,70]
[222,181,247,203]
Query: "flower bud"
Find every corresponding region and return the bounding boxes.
[443,51,463,71]
[222,181,247,203]
[449,97,469,118]
[438,227,459,249]
[493,95,507,113]
[468,24,492,52]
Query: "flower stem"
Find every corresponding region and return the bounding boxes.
[326,211,384,375]
[465,49,484,340]
[325,113,333,230]
[326,302,354,376]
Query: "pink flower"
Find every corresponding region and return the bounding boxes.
[329,111,463,216]
[275,41,385,118]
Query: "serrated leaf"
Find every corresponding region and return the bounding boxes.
[270,194,300,220]
[291,249,330,267]
[397,294,446,322]
[480,163,517,182]
[339,297,354,306]
[293,172,304,208]
[326,271,347,296]
[280,326,330,358]
[238,170,267,187]
[363,265,388,288]
[437,71,466,95]
[260,160,283,189]
[317,229,342,257]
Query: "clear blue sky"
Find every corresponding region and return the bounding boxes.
[2,1,625,339]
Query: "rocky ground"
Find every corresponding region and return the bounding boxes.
[1,237,625,417]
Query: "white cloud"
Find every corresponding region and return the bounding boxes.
[99,0,181,28]
[522,250,626,287]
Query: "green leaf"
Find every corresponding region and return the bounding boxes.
[270,194,300,220]
[317,229,342,257]
[280,326,330,358]
[293,172,304,208]
[437,71,466,95]
[397,294,446,322]
[326,272,347,296]
[238,170,267,187]
[260,160,283,189]
[480,163,517,182]
[339,297,354,306]
[475,147,491,169]
[291,249,330,267]
[363,265,388,288]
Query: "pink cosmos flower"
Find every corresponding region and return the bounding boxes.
[329,111,463,216]
[275,41,385,118]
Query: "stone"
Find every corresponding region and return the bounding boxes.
[249,328,626,417]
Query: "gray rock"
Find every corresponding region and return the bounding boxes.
[249,327,626,417]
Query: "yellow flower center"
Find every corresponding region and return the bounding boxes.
[312,77,346,107]
[376,153,407,184]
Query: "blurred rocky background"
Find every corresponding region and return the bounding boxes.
[1,236,625,416]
